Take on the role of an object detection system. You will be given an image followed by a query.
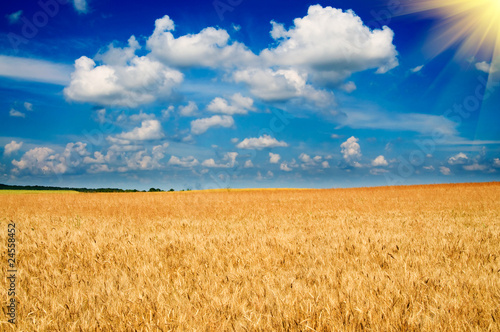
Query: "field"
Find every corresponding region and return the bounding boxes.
[1,182,499,331]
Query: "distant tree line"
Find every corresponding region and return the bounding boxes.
[0,183,181,193]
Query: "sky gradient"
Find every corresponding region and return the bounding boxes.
[1,0,499,190]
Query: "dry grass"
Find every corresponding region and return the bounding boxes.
[1,182,499,331]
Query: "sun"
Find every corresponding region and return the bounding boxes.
[404,0,500,60]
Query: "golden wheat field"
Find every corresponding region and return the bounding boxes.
[1,182,499,331]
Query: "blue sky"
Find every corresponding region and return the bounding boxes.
[0,0,499,190]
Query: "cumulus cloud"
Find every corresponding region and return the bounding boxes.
[494,158,500,168]
[9,109,25,118]
[114,120,164,141]
[202,152,238,168]
[244,160,254,168]
[372,155,388,167]
[167,155,199,167]
[207,93,255,115]
[12,147,60,174]
[341,136,362,167]
[233,67,333,106]
[236,135,289,150]
[448,152,468,165]
[440,166,451,175]
[123,143,169,171]
[280,162,292,171]
[179,101,199,117]
[269,152,281,164]
[321,161,330,168]
[64,39,183,107]
[146,15,257,68]
[191,115,234,135]
[83,151,106,164]
[11,142,89,175]
[261,5,398,85]
[298,153,311,164]
[4,141,23,156]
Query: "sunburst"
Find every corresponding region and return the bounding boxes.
[404,0,500,60]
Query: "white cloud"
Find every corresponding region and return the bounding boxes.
[331,134,343,139]
[128,111,156,123]
[24,102,33,111]
[341,136,362,167]
[162,106,175,119]
[6,10,22,24]
[4,141,23,156]
[64,50,183,107]
[179,101,199,117]
[9,109,25,118]
[115,120,164,141]
[341,81,357,93]
[269,152,281,164]
[261,5,398,85]
[244,160,254,168]
[493,158,500,168]
[233,67,333,106]
[96,36,141,66]
[280,162,292,171]
[83,151,106,164]
[167,155,199,168]
[12,147,60,174]
[475,61,491,73]
[202,152,238,168]
[236,135,289,150]
[440,166,451,175]
[11,143,89,175]
[372,155,388,167]
[73,0,88,13]
[191,115,234,135]
[123,143,169,171]
[146,15,257,68]
[448,152,468,165]
[0,55,72,85]
[463,163,487,171]
[410,65,424,73]
[321,161,330,169]
[423,165,435,171]
[207,93,254,115]
[299,153,315,167]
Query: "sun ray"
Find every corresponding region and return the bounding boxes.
[403,0,500,59]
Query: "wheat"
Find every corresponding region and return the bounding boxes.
[0,183,499,331]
